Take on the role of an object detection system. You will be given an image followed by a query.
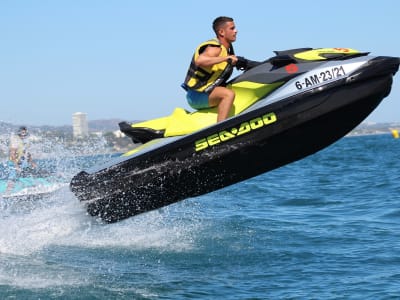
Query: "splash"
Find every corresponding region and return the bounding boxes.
[0,141,205,290]
[0,187,201,255]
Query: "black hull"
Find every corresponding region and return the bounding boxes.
[70,71,395,223]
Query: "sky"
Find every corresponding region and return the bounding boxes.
[0,0,399,126]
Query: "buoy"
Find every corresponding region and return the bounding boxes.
[391,129,399,139]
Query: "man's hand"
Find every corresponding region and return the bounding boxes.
[226,55,238,65]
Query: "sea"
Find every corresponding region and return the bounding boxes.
[0,134,399,299]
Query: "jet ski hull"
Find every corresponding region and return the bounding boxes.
[71,65,396,223]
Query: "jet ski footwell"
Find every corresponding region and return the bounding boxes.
[71,70,397,223]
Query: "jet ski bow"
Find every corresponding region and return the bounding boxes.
[70,48,400,223]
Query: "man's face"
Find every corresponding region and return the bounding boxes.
[19,130,28,138]
[221,21,237,43]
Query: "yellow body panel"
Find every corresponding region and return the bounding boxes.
[294,48,360,61]
[132,81,283,137]
[130,116,170,131]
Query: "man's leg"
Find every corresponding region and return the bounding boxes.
[5,161,17,194]
[209,87,235,122]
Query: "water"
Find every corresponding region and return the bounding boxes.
[0,134,399,299]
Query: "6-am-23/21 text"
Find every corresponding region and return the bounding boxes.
[295,65,346,90]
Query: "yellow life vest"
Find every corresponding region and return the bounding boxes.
[183,39,234,93]
[9,134,26,163]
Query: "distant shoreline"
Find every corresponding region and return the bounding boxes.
[1,120,399,134]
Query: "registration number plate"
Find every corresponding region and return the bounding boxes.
[295,65,346,90]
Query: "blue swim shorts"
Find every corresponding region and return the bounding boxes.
[186,89,210,110]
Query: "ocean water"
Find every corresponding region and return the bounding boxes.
[0,134,399,299]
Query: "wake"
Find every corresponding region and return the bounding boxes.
[0,185,202,256]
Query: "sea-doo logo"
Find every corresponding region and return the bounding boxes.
[195,112,277,152]
[295,65,346,90]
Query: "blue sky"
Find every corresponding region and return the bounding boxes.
[0,0,399,126]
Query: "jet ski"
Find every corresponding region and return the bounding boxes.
[0,166,67,201]
[0,176,66,201]
[70,48,400,223]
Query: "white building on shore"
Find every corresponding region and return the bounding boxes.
[72,112,89,138]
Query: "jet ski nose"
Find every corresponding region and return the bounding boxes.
[391,57,400,75]
[374,56,400,75]
[347,56,400,84]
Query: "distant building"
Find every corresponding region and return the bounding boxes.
[72,112,89,138]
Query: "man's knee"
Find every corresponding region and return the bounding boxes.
[223,88,235,104]
[209,87,235,106]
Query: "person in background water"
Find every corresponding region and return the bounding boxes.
[183,16,260,122]
[6,126,37,193]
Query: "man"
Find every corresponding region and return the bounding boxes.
[6,126,36,193]
[182,16,239,122]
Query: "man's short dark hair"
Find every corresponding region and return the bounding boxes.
[212,16,234,35]
[17,126,28,137]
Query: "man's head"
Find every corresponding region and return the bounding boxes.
[17,126,29,138]
[212,16,237,43]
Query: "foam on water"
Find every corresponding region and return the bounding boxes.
[0,134,204,294]
[0,188,201,254]
[0,138,203,292]
[0,184,203,293]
